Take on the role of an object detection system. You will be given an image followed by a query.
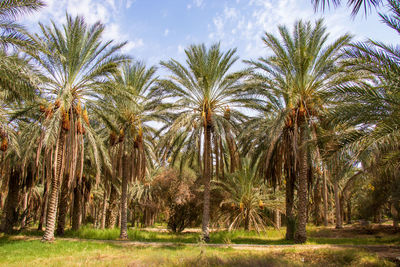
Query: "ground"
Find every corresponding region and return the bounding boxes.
[0,223,399,266]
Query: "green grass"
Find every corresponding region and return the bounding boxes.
[18,225,400,246]
[0,236,394,267]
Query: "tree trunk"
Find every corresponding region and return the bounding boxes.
[347,200,352,224]
[285,173,295,240]
[294,126,308,244]
[20,190,29,229]
[106,185,118,228]
[38,177,49,231]
[244,210,250,231]
[42,130,66,241]
[274,209,281,229]
[72,180,82,231]
[100,182,109,229]
[56,173,71,235]
[201,126,211,242]
[323,169,328,227]
[334,181,343,229]
[120,153,129,239]
[0,168,22,233]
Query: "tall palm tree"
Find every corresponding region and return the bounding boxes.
[0,0,43,154]
[102,61,162,239]
[25,14,127,241]
[246,19,356,243]
[158,43,252,241]
[330,0,400,215]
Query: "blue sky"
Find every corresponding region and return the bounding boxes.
[22,0,399,71]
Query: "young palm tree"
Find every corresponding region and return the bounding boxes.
[214,159,283,232]
[158,43,252,242]
[246,19,356,243]
[25,14,127,241]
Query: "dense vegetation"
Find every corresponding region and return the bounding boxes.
[1,0,400,252]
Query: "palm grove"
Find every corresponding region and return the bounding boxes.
[0,0,399,244]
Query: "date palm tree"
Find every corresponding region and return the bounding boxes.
[330,0,400,209]
[158,43,253,242]
[246,19,356,243]
[0,0,43,153]
[102,61,163,239]
[25,14,127,241]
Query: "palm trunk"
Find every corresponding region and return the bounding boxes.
[106,185,118,228]
[72,179,82,230]
[38,178,48,231]
[20,190,29,229]
[285,173,295,240]
[120,153,129,239]
[323,169,328,226]
[100,182,109,229]
[202,126,211,242]
[347,200,352,224]
[334,181,343,229]
[0,168,22,233]
[214,135,219,180]
[56,173,71,235]
[294,126,308,244]
[42,130,66,241]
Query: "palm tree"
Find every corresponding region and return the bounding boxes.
[103,61,162,239]
[0,0,44,48]
[158,43,252,241]
[214,159,284,231]
[312,0,382,16]
[329,0,400,224]
[25,14,127,241]
[0,0,43,154]
[246,19,356,243]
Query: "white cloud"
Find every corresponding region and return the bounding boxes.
[126,0,134,9]
[177,44,184,54]
[194,0,204,8]
[164,29,169,36]
[21,0,144,54]
[207,0,359,60]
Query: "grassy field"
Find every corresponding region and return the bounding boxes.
[0,236,395,267]
[18,224,400,246]
[2,225,399,266]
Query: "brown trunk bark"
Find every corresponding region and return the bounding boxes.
[285,173,295,240]
[334,181,343,229]
[56,173,71,235]
[38,176,49,231]
[323,169,328,227]
[244,210,250,231]
[20,191,29,229]
[214,135,219,180]
[120,153,129,239]
[274,209,281,229]
[347,200,352,224]
[72,180,82,231]
[202,126,211,242]
[106,185,118,228]
[0,168,22,233]
[100,182,109,229]
[294,126,308,244]
[42,130,66,241]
